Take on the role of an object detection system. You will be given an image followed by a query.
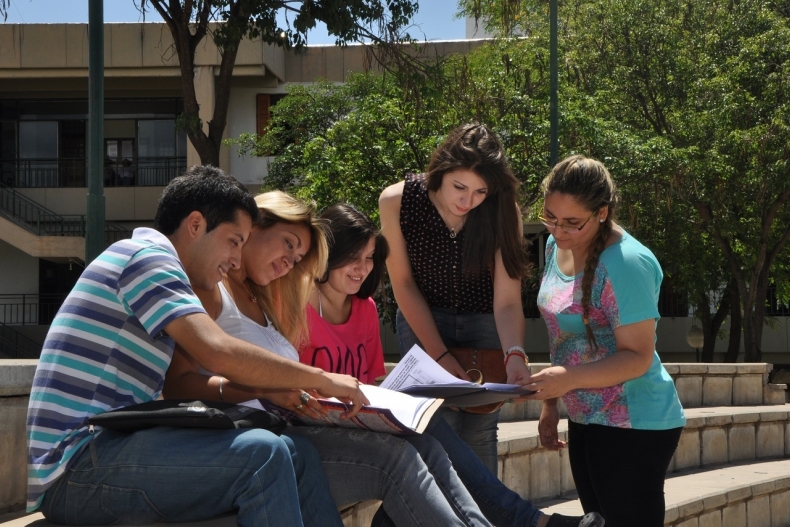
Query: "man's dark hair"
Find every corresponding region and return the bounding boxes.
[154,165,258,235]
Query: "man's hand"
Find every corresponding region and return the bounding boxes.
[314,373,370,419]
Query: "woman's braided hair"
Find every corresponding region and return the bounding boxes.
[541,155,618,349]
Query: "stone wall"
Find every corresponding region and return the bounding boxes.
[499,363,787,422]
[1,360,788,516]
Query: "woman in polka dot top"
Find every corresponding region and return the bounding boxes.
[379,123,532,474]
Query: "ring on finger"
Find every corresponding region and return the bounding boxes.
[295,404,303,410]
[299,392,310,405]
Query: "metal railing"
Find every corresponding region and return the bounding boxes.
[1,158,87,187]
[1,157,186,188]
[658,285,690,317]
[0,183,132,243]
[0,320,43,359]
[0,294,66,325]
[766,284,789,316]
[136,157,187,186]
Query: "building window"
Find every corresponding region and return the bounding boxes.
[256,94,270,136]
[18,121,58,187]
[137,119,185,186]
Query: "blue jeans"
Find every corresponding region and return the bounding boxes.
[421,417,544,527]
[40,427,343,527]
[287,426,492,527]
[396,307,501,474]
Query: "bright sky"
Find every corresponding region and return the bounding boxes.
[2,0,467,42]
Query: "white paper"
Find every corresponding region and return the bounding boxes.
[379,344,463,390]
[380,344,525,392]
[239,383,442,434]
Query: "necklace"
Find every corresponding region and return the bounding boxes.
[245,282,257,303]
[234,277,256,303]
[435,202,465,238]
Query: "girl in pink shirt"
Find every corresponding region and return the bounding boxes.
[301,204,389,384]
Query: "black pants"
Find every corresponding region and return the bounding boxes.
[568,421,683,527]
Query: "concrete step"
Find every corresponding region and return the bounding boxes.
[0,511,236,527]
[498,365,788,422]
[539,458,790,527]
[496,404,790,503]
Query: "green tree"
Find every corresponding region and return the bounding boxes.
[233,37,554,321]
[458,0,790,361]
[237,0,790,361]
[237,36,554,212]
[139,0,418,167]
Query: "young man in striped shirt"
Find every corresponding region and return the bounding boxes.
[26,165,367,526]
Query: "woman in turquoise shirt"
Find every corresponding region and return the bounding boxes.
[525,155,685,527]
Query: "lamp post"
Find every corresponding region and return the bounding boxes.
[86,0,105,264]
[686,324,704,363]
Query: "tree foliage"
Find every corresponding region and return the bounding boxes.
[238,0,790,360]
[139,0,419,167]
[236,36,555,214]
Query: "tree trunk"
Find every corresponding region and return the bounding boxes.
[699,283,731,362]
[147,1,239,168]
[740,266,770,362]
[724,285,741,363]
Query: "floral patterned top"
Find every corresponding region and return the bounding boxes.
[538,231,685,430]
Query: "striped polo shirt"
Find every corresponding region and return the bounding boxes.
[26,228,206,511]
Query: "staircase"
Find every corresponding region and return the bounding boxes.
[0,322,41,359]
[1,362,788,527]
[0,183,131,259]
[504,363,790,527]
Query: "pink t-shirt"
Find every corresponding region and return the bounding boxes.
[300,296,386,385]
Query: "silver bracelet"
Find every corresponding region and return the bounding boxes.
[218,377,224,402]
[505,345,526,356]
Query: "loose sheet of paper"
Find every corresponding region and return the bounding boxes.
[380,344,527,392]
[379,344,463,390]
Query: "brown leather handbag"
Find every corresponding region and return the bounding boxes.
[448,347,507,414]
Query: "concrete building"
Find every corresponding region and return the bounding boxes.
[0,22,482,355]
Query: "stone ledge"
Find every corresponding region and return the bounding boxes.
[0,361,38,397]
[538,458,790,526]
[496,406,790,486]
[0,502,381,527]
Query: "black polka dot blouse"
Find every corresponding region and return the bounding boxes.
[400,172,494,314]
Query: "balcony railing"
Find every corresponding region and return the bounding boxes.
[0,294,65,326]
[0,183,132,243]
[1,157,186,188]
